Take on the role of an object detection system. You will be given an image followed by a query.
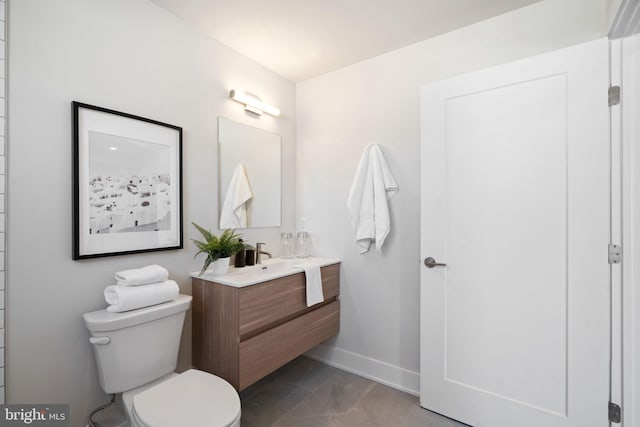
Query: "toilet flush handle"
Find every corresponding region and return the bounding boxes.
[89,336,111,345]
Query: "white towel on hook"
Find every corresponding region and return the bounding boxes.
[220,163,254,229]
[347,144,398,253]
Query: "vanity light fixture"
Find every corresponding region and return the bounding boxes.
[229,89,280,117]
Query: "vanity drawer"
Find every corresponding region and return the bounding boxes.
[238,263,340,338]
[238,300,340,390]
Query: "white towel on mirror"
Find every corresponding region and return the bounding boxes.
[293,262,324,307]
[114,264,169,286]
[347,144,398,253]
[220,163,254,229]
[104,280,179,312]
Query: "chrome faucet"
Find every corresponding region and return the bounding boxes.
[256,242,272,264]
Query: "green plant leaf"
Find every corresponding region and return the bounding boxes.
[192,222,214,242]
[192,224,244,273]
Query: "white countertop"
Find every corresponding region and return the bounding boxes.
[190,256,341,287]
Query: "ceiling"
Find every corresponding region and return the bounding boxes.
[150,0,544,82]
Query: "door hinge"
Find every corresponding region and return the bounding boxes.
[609,85,621,106]
[608,244,622,264]
[609,401,621,423]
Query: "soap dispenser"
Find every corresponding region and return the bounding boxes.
[296,232,311,258]
[235,239,246,268]
[295,216,311,258]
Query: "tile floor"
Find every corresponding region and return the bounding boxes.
[239,356,468,427]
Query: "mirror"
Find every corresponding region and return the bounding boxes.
[218,117,281,228]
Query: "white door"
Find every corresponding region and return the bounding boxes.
[420,39,610,427]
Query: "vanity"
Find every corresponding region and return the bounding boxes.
[191,257,340,390]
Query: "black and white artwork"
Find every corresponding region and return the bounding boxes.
[73,102,183,259]
[88,132,172,234]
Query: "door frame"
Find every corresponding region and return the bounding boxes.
[614,33,640,427]
[609,1,640,425]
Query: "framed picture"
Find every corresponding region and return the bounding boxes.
[72,102,183,259]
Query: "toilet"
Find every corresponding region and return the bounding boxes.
[83,294,241,427]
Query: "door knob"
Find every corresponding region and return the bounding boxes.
[424,257,447,268]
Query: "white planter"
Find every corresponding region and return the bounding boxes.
[210,257,231,276]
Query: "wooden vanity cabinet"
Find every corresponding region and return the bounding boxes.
[192,263,340,390]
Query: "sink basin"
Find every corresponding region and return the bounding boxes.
[255,259,296,274]
[191,256,340,287]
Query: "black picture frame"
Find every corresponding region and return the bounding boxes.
[72,101,183,259]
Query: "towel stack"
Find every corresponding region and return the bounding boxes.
[104,264,179,312]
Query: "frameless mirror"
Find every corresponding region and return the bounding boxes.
[218,117,281,229]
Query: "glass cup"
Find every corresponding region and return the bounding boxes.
[280,232,295,259]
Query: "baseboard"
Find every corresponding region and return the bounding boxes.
[305,344,420,396]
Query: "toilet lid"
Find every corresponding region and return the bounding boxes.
[133,369,241,427]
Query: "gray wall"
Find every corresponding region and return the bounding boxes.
[8,1,295,425]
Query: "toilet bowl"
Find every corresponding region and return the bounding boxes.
[123,370,240,427]
[84,295,241,427]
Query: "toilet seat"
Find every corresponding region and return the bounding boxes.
[132,369,241,427]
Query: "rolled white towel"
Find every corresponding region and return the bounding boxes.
[104,280,179,312]
[115,264,169,286]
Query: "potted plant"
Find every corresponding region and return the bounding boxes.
[192,223,244,275]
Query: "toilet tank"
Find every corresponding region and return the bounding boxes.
[83,294,192,394]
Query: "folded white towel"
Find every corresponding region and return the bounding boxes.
[115,264,169,286]
[104,280,179,312]
[220,163,254,229]
[293,262,324,307]
[347,144,399,253]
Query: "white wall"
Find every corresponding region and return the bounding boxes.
[8,1,295,425]
[298,0,618,393]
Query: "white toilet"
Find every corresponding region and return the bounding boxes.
[83,294,241,427]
